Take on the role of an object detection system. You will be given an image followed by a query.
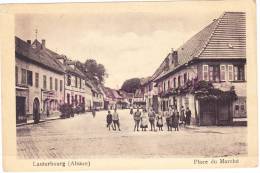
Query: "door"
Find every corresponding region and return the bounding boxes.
[199,100,217,126]
[33,98,40,123]
[218,100,231,125]
[16,96,26,124]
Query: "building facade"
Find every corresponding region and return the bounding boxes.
[154,12,246,126]
[15,37,65,124]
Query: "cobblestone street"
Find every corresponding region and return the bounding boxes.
[17,109,247,159]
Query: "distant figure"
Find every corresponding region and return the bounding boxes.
[165,109,172,131]
[112,108,120,131]
[92,108,96,118]
[148,108,156,131]
[173,111,180,131]
[106,110,113,131]
[140,109,148,131]
[134,108,142,131]
[130,107,134,115]
[185,107,191,126]
[156,112,163,131]
[180,106,185,126]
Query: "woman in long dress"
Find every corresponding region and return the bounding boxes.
[140,109,148,131]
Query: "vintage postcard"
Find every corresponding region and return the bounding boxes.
[0,0,258,171]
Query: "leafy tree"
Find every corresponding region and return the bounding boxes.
[75,59,107,84]
[121,78,141,93]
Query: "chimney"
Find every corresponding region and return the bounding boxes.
[41,39,46,49]
[27,40,31,45]
[172,50,178,67]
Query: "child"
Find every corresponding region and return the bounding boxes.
[140,109,148,131]
[106,110,113,131]
[156,112,163,131]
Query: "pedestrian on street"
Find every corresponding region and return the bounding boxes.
[180,106,186,126]
[112,108,121,131]
[130,107,134,115]
[106,110,113,131]
[156,112,163,131]
[92,107,96,118]
[148,107,156,131]
[185,107,191,126]
[134,108,142,131]
[173,111,180,131]
[140,108,148,131]
[165,108,172,131]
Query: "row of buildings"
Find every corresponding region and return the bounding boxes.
[15,37,127,124]
[132,12,247,126]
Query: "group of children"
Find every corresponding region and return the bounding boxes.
[106,106,192,132]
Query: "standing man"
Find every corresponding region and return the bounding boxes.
[180,106,185,126]
[185,107,192,126]
[148,108,156,131]
[112,108,121,131]
[134,108,142,131]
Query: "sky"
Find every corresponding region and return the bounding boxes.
[15,4,224,89]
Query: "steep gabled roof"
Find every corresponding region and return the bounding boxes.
[15,37,65,74]
[154,12,246,81]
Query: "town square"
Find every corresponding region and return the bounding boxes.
[15,9,247,159]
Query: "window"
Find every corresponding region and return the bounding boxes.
[35,73,39,88]
[173,78,176,88]
[43,75,47,89]
[80,78,82,89]
[79,95,82,103]
[235,105,239,111]
[184,73,188,83]
[202,65,209,81]
[228,65,234,81]
[15,66,18,84]
[50,77,53,90]
[220,65,226,81]
[163,82,166,92]
[178,76,181,87]
[67,75,71,86]
[26,70,33,86]
[168,80,170,90]
[21,68,27,84]
[234,65,245,81]
[75,77,78,88]
[55,78,58,91]
[60,80,63,92]
[209,66,214,81]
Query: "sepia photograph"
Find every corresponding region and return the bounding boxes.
[0,0,258,171]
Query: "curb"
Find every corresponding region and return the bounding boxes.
[16,117,61,127]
